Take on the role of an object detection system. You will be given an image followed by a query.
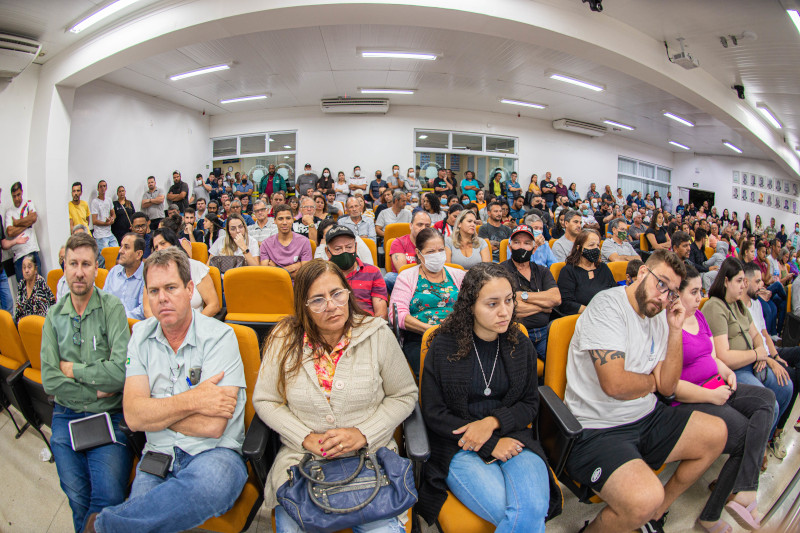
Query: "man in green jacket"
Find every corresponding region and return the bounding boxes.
[41,232,132,533]
[258,163,287,199]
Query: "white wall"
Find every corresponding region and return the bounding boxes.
[69,80,210,214]
[210,105,675,196]
[673,153,800,230]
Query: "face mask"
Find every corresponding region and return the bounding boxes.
[354,170,361,177]
[440,199,447,206]
[617,230,628,241]
[408,172,416,178]
[376,174,382,179]
[393,169,399,175]
[323,172,330,178]
[511,247,533,263]
[462,199,470,205]
[330,250,357,271]
[532,229,543,238]
[422,251,446,273]
[583,208,590,215]
[582,247,601,264]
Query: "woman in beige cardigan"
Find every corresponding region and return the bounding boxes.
[253,259,418,533]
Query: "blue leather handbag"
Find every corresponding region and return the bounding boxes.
[276,447,417,532]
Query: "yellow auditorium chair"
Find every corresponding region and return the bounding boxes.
[699,297,709,310]
[385,237,396,272]
[499,238,509,262]
[207,266,224,319]
[46,268,62,297]
[787,285,792,314]
[0,310,31,438]
[310,239,317,257]
[548,238,556,248]
[549,261,566,283]
[361,237,378,265]
[223,266,293,327]
[418,323,580,531]
[192,241,209,264]
[95,267,109,289]
[384,222,411,247]
[607,261,629,283]
[127,318,139,332]
[101,246,120,269]
[639,234,650,252]
[705,246,714,260]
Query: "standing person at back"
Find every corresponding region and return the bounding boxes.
[552,209,581,263]
[91,180,118,263]
[375,190,412,239]
[348,165,367,196]
[539,172,557,211]
[295,163,318,198]
[167,171,189,213]
[5,181,42,282]
[478,201,512,262]
[69,182,91,233]
[141,176,165,230]
[460,170,481,202]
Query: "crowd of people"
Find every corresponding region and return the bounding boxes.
[2,164,800,533]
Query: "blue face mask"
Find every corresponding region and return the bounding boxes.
[440,199,447,206]
[462,199,470,205]
[533,229,543,238]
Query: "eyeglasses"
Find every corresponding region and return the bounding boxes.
[646,267,679,303]
[132,223,147,231]
[71,315,82,346]
[253,208,267,214]
[329,244,356,254]
[306,289,350,313]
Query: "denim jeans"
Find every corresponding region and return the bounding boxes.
[527,323,550,362]
[50,404,132,533]
[13,250,40,284]
[0,268,13,313]
[446,449,549,533]
[95,446,247,533]
[384,271,398,294]
[95,235,119,268]
[734,364,794,436]
[759,297,779,336]
[275,504,404,533]
[766,282,787,335]
[675,384,774,521]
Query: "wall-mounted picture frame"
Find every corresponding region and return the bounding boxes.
[758,192,765,204]
[733,171,740,184]
[742,172,748,184]
[758,175,765,188]
[767,194,773,207]
[733,187,739,200]
[793,201,798,215]
[767,176,774,190]
[794,183,799,196]
[750,190,756,202]
[783,198,791,212]
[741,188,749,202]
[775,178,782,192]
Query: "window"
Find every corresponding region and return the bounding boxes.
[212,138,237,158]
[416,130,449,149]
[617,156,671,199]
[451,133,483,151]
[212,131,297,186]
[240,134,266,155]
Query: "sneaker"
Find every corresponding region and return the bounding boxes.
[771,334,782,343]
[640,511,668,533]
[794,418,800,433]
[769,438,787,460]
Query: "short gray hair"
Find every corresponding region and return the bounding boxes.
[71,224,88,235]
[524,214,542,227]
[144,247,191,288]
[608,217,627,232]
[253,199,267,209]
[392,190,406,202]
[231,199,242,208]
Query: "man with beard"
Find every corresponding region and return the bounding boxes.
[564,250,727,533]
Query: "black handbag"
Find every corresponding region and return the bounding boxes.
[276,447,417,532]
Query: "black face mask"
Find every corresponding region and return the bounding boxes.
[511,247,533,263]
[376,174,382,180]
[330,251,357,271]
[582,247,601,264]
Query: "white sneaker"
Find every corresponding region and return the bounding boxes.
[769,436,787,460]
[771,334,782,343]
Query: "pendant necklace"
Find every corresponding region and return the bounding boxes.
[473,336,500,396]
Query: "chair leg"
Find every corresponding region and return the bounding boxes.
[2,403,28,439]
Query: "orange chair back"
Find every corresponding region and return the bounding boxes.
[445,263,464,271]
[18,315,46,372]
[191,242,209,264]
[310,239,317,256]
[607,261,629,283]
[640,233,650,252]
[499,239,509,263]
[46,269,62,298]
[544,314,579,399]
[101,247,119,269]
[699,297,709,310]
[385,237,395,271]
[127,318,139,333]
[229,324,260,428]
[224,266,294,316]
[550,261,566,282]
[548,238,556,248]
[788,285,793,314]
[705,246,714,260]
[207,266,223,305]
[0,310,28,368]
[361,237,378,265]
[384,223,411,246]
[95,268,109,289]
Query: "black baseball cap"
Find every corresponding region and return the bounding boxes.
[325,225,355,246]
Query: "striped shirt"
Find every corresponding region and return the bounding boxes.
[345,259,387,315]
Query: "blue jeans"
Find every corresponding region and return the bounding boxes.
[527,323,550,362]
[13,250,40,283]
[759,297,778,336]
[384,271,398,294]
[275,504,404,533]
[446,449,549,533]
[50,404,132,533]
[766,282,787,335]
[95,235,118,268]
[734,365,793,436]
[96,446,247,533]
[0,268,13,313]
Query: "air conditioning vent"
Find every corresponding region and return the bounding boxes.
[552,118,607,137]
[0,34,41,80]
[321,97,389,114]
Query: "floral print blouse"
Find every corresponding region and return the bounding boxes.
[15,274,56,322]
[410,270,459,326]
[306,329,352,402]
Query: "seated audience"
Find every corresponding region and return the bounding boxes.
[208,214,260,269]
[160,213,193,257]
[673,265,774,531]
[85,247,248,532]
[702,240,730,290]
[552,209,581,262]
[502,225,560,358]
[385,210,432,290]
[144,228,220,318]
[259,204,312,278]
[227,199,254,225]
[645,209,671,250]
[478,201,512,262]
[520,214,557,268]
[373,188,394,221]
[433,203,462,237]
[247,199,277,244]
[323,225,387,319]
[375,190,412,239]
[202,212,224,249]
[338,196,377,241]
[14,253,55,322]
[391,228,466,375]
[103,233,145,320]
[557,229,616,316]
[601,218,639,263]
[182,207,204,242]
[313,192,332,220]
[315,218,374,265]
[419,263,562,531]
[445,210,491,269]
[41,233,132,533]
[253,260,417,533]
[755,242,787,336]
[422,192,445,224]
[625,258,643,284]
[564,250,727,533]
[509,195,527,223]
[292,196,319,242]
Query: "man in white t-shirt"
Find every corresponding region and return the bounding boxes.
[5,181,41,282]
[565,250,727,533]
[348,166,368,197]
[91,180,118,265]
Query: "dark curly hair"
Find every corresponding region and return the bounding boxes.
[428,262,521,361]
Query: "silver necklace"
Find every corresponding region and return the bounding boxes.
[473,337,500,396]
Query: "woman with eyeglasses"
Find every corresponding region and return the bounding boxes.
[253,259,417,533]
[557,229,616,316]
[207,214,260,267]
[287,196,300,218]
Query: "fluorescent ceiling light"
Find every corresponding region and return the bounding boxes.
[548,73,604,92]
[219,94,268,104]
[500,98,547,109]
[361,50,437,60]
[69,0,143,33]
[722,140,742,154]
[669,140,691,150]
[603,119,635,131]
[663,111,695,127]
[788,10,800,35]
[417,134,428,139]
[170,64,230,81]
[284,156,290,159]
[359,88,415,94]
[755,102,782,129]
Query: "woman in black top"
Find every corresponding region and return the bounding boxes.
[111,185,136,244]
[550,212,566,239]
[557,229,616,315]
[419,263,561,531]
[645,209,671,250]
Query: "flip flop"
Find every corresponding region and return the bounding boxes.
[698,519,732,533]
[725,500,761,530]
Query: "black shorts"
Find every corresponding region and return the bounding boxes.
[565,403,692,492]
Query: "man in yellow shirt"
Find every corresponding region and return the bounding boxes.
[68,181,91,234]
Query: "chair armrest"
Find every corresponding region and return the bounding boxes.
[6,361,31,385]
[242,415,277,489]
[402,404,430,462]
[119,417,146,458]
[537,385,582,478]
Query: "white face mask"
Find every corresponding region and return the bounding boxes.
[323,172,330,178]
[408,172,415,178]
[421,251,446,273]
[393,169,399,175]
[354,170,361,177]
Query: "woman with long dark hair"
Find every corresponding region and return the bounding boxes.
[557,229,616,315]
[645,209,671,250]
[418,263,561,531]
[111,185,136,244]
[202,212,223,249]
[422,192,444,224]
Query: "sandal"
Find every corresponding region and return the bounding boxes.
[698,519,732,533]
[725,500,761,530]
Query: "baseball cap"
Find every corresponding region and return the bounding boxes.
[325,225,355,245]
[510,224,535,240]
[304,163,312,169]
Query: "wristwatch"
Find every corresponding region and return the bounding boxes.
[244,248,250,254]
[520,291,529,301]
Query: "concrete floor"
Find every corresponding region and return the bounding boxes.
[1,402,799,533]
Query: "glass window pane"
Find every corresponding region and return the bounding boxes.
[639,163,655,180]
[486,136,516,154]
[269,132,296,152]
[657,167,671,183]
[451,133,482,151]
[240,134,266,155]
[618,157,636,175]
[276,154,296,188]
[240,157,270,188]
[416,130,449,149]
[213,138,237,158]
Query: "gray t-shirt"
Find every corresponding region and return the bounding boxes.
[565,286,668,429]
[477,222,512,261]
[552,236,574,262]
[601,238,638,263]
[375,207,412,229]
[142,188,165,221]
[445,236,488,270]
[192,180,210,204]
[296,173,318,197]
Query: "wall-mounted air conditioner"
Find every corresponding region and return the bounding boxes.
[552,118,607,137]
[0,34,42,80]
[321,97,389,114]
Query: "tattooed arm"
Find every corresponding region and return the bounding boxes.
[589,349,657,400]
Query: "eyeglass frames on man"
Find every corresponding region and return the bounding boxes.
[646,267,679,303]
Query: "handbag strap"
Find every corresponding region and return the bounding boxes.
[306,452,383,514]
[724,301,752,350]
[298,449,367,486]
